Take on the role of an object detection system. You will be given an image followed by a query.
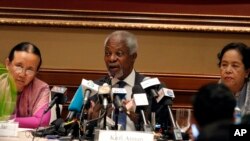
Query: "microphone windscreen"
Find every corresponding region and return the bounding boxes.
[81,79,99,97]
[98,83,111,95]
[132,85,149,106]
[51,86,67,104]
[68,85,84,113]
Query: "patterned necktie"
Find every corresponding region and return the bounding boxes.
[115,80,127,130]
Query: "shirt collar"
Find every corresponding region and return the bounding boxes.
[112,69,135,87]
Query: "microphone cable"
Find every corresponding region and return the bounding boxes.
[32,105,61,139]
[32,112,46,141]
[85,109,106,125]
[78,108,107,141]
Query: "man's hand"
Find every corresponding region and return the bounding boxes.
[87,100,102,119]
[87,100,114,120]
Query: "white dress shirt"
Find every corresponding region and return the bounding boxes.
[111,69,136,131]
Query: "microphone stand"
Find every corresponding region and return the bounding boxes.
[56,103,61,119]
[165,100,183,141]
[113,107,119,130]
[113,94,124,130]
[141,110,152,132]
[78,105,89,141]
[107,75,118,130]
[102,97,108,130]
[78,93,89,141]
[154,97,183,141]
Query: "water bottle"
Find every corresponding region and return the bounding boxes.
[234,106,241,124]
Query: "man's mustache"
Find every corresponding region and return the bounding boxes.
[108,63,119,67]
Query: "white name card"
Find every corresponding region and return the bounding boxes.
[0,121,19,137]
[98,130,154,141]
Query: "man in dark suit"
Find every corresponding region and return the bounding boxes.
[93,30,146,131]
[79,31,170,137]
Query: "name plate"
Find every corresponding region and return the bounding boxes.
[0,121,19,137]
[98,130,154,141]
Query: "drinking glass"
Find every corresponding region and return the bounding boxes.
[175,108,191,133]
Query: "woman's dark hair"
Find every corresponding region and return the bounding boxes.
[8,42,42,70]
[192,83,236,127]
[217,42,250,70]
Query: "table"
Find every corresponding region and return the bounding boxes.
[0,128,173,141]
[0,128,49,141]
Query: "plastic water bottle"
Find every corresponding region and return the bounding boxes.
[234,106,241,124]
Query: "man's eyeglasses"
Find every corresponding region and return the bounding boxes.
[13,65,36,76]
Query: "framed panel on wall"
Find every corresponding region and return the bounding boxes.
[0,0,250,33]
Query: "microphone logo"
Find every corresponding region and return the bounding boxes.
[81,79,99,93]
[111,88,127,94]
[98,83,111,95]
[140,77,161,89]
[162,88,175,99]
[87,81,95,88]
[44,86,67,114]
[51,86,67,94]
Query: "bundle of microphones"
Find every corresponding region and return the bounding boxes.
[32,77,184,141]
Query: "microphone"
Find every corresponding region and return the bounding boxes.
[156,87,175,103]
[140,77,161,97]
[111,88,127,110]
[114,95,123,111]
[98,83,111,109]
[98,83,111,95]
[44,86,67,114]
[156,89,183,141]
[162,88,175,98]
[78,79,99,137]
[98,83,112,130]
[81,79,99,106]
[132,85,148,107]
[155,87,175,116]
[67,79,99,121]
[132,85,152,132]
[111,87,127,130]
[66,86,84,121]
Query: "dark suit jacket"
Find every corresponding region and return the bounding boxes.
[86,71,171,133]
[94,71,146,130]
[94,71,171,132]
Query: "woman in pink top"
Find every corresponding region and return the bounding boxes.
[5,42,51,128]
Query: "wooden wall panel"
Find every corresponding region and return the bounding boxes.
[0,0,250,16]
[1,1,250,33]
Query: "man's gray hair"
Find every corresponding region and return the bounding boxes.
[104,30,138,55]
